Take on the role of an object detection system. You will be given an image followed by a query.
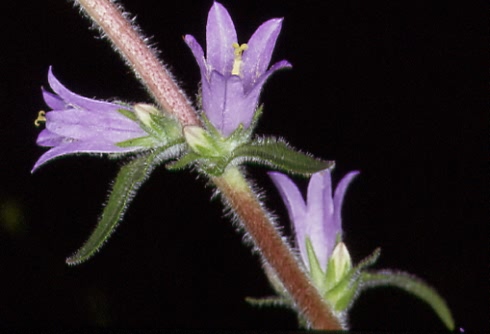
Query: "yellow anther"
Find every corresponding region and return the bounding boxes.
[231,43,248,76]
[34,110,47,127]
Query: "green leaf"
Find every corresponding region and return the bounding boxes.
[66,149,165,265]
[230,137,334,176]
[360,270,455,330]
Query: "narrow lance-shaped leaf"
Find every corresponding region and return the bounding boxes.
[360,270,455,330]
[230,138,334,176]
[66,150,165,265]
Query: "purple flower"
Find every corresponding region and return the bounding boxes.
[32,67,148,172]
[269,169,359,271]
[184,2,291,137]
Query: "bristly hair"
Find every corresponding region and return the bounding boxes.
[70,0,198,126]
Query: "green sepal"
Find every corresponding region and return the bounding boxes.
[226,105,264,142]
[360,270,455,330]
[65,146,175,265]
[244,104,264,138]
[148,113,182,140]
[166,151,201,171]
[331,279,359,312]
[229,137,334,176]
[117,108,138,121]
[324,247,380,312]
[200,112,223,140]
[200,105,263,142]
[184,126,223,157]
[356,247,382,270]
[118,105,183,147]
[116,135,158,148]
[137,113,181,143]
[166,154,227,176]
[324,273,358,312]
[305,237,326,294]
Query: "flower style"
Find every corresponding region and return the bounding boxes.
[32,67,149,172]
[184,2,291,137]
[269,169,359,272]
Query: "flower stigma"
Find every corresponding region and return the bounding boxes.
[231,43,248,76]
[34,111,46,127]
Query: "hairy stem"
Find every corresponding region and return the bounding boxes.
[74,0,341,329]
[75,0,199,127]
[213,167,343,330]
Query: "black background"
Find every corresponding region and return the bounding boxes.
[2,0,486,331]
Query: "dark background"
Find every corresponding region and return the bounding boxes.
[1,0,486,331]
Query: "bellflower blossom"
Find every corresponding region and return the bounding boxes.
[32,68,148,172]
[269,169,359,272]
[184,2,291,137]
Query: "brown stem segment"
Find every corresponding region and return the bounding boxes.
[75,0,200,127]
[213,168,343,330]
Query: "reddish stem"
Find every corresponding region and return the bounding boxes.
[213,168,342,330]
[75,0,199,127]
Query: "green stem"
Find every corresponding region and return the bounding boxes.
[213,167,343,330]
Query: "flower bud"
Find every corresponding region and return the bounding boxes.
[183,126,218,156]
[322,242,355,312]
[134,103,160,128]
[328,242,352,286]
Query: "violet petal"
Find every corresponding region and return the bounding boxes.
[48,67,127,113]
[206,2,237,74]
[202,71,251,136]
[333,171,360,232]
[36,129,66,147]
[32,141,141,172]
[45,110,146,142]
[242,18,284,89]
[183,35,208,79]
[42,88,65,110]
[305,171,332,268]
[268,172,308,264]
